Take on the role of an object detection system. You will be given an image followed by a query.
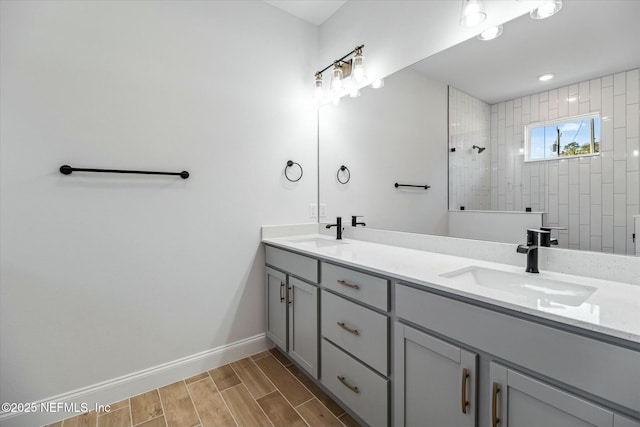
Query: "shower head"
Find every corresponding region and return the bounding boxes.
[472,145,486,153]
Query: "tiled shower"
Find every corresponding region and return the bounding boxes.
[450,69,640,254]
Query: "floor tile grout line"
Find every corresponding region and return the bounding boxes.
[127,399,133,427]
[209,369,241,427]
[265,349,348,420]
[224,382,276,427]
[183,379,205,427]
[292,396,315,409]
[253,356,338,427]
[156,386,169,427]
[229,358,278,401]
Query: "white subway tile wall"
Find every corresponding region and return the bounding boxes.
[448,87,492,210]
[489,69,640,254]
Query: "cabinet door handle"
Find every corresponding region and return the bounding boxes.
[288,286,292,304]
[337,375,359,394]
[337,280,360,290]
[461,368,470,414]
[337,321,359,335]
[491,382,501,427]
[279,282,285,303]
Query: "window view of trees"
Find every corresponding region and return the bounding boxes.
[526,114,600,161]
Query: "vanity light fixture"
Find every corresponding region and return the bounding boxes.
[314,44,366,102]
[477,25,503,41]
[460,0,487,28]
[538,73,555,82]
[530,0,563,20]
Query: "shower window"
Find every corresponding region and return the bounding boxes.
[524,113,601,162]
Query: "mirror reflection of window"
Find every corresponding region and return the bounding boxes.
[525,113,600,162]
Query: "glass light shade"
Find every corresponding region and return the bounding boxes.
[477,25,503,41]
[370,78,384,89]
[530,0,562,19]
[331,64,343,90]
[352,52,366,83]
[460,0,486,28]
[314,74,324,99]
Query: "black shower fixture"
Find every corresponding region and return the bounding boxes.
[472,145,486,153]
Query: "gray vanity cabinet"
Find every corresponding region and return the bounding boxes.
[395,322,478,427]
[266,267,287,350]
[265,246,320,378]
[489,361,615,427]
[288,277,318,377]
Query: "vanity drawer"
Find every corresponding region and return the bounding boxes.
[321,291,389,375]
[321,339,389,427]
[265,245,319,284]
[322,262,389,311]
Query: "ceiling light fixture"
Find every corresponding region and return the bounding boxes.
[530,0,563,20]
[460,0,487,28]
[538,73,555,82]
[314,44,367,103]
[477,25,503,41]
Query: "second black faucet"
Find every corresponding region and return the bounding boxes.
[326,217,343,240]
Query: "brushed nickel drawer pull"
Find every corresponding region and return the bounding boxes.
[337,375,359,393]
[337,321,359,335]
[337,280,360,290]
[491,382,501,427]
[279,282,285,303]
[461,368,470,414]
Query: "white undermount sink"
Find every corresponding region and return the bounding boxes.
[441,266,597,307]
[287,237,347,248]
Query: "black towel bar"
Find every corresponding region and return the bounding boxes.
[59,165,189,179]
[394,182,430,190]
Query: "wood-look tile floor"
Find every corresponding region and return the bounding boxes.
[47,348,361,427]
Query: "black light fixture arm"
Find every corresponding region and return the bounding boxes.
[315,44,365,76]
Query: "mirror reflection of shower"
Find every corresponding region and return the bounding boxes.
[472,145,486,153]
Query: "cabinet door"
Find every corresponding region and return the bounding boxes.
[288,277,318,378]
[614,415,640,427]
[395,323,478,427]
[266,267,287,350]
[489,362,614,427]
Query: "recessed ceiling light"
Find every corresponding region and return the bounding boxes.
[538,73,554,82]
[530,0,563,20]
[566,96,577,102]
[477,25,503,41]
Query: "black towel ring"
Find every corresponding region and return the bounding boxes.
[336,165,350,184]
[284,160,303,182]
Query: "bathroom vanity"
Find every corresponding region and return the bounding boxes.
[263,227,640,427]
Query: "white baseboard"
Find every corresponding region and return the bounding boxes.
[0,333,269,427]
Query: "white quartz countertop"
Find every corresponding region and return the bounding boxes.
[262,234,640,344]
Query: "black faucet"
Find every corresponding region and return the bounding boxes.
[326,217,343,240]
[516,229,550,273]
[351,216,366,227]
[540,226,567,246]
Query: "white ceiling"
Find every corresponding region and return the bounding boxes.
[411,0,640,104]
[264,0,347,26]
